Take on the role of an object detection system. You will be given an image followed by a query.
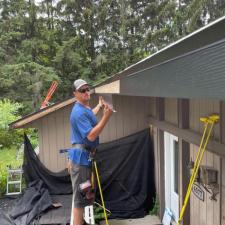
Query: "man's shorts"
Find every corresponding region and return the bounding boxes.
[70,163,94,208]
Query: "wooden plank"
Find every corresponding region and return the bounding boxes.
[199,148,206,225]
[165,98,178,125]
[41,116,50,169]
[155,97,164,121]
[179,140,190,225]
[37,124,43,162]
[115,95,123,139]
[11,98,76,129]
[190,145,194,225]
[178,99,190,225]
[220,101,225,144]
[191,144,200,225]
[213,101,220,140]
[137,97,147,131]
[47,113,58,171]
[94,80,120,94]
[206,151,214,225]
[152,126,159,197]
[149,116,225,157]
[63,105,72,149]
[221,158,225,225]
[178,99,189,129]
[213,154,221,225]
[158,129,165,220]
[55,109,67,170]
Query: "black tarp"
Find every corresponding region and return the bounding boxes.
[0,180,53,225]
[23,134,72,195]
[2,129,155,223]
[95,129,155,218]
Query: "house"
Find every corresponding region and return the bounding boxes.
[10,16,225,225]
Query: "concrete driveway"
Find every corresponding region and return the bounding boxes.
[100,215,161,225]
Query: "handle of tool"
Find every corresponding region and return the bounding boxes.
[178,122,214,225]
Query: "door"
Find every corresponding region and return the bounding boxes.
[164,132,179,222]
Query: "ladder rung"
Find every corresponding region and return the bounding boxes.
[7,181,21,184]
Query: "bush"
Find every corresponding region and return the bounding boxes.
[0,99,23,148]
[149,196,160,216]
[0,165,7,197]
[94,204,111,225]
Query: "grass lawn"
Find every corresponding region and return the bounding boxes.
[0,147,16,167]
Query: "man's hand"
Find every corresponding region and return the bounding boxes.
[88,103,113,141]
[103,104,113,119]
[98,96,105,108]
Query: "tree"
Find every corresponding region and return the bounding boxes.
[0,99,23,147]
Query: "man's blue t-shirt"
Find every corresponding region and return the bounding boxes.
[69,102,99,167]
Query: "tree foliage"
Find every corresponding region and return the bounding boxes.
[0,99,23,147]
[0,0,225,114]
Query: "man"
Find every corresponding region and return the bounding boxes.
[69,79,112,225]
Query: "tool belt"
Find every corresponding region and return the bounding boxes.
[72,143,91,151]
[72,144,96,156]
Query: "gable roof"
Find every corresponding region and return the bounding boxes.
[10,98,75,129]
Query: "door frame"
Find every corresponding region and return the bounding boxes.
[164,131,179,222]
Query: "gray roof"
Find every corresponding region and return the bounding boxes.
[97,16,225,100]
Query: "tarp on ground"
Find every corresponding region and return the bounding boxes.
[20,129,155,220]
[0,180,53,225]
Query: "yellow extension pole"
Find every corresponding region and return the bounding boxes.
[181,121,209,209]
[94,161,109,225]
[184,122,208,193]
[177,115,219,225]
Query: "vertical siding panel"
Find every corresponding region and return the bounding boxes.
[190,144,194,225]
[206,151,214,225]
[190,99,220,138]
[37,124,43,163]
[55,109,67,171]
[130,97,139,133]
[115,95,123,140]
[111,95,117,139]
[165,98,177,125]
[193,145,200,225]
[152,126,159,197]
[41,116,51,169]
[123,96,130,137]
[63,105,72,168]
[213,154,220,225]
[137,97,145,131]
[199,150,207,225]
[221,158,225,225]
[47,113,58,171]
[213,101,220,141]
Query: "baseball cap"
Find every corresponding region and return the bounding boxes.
[73,79,88,90]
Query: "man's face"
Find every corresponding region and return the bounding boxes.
[75,84,90,102]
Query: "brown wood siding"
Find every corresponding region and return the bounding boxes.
[221,158,225,225]
[189,99,220,140]
[190,144,220,225]
[152,126,160,200]
[36,104,73,171]
[99,95,154,143]
[165,98,178,125]
[24,95,155,171]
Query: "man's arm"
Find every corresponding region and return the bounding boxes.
[92,103,102,115]
[92,96,104,115]
[88,104,112,141]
